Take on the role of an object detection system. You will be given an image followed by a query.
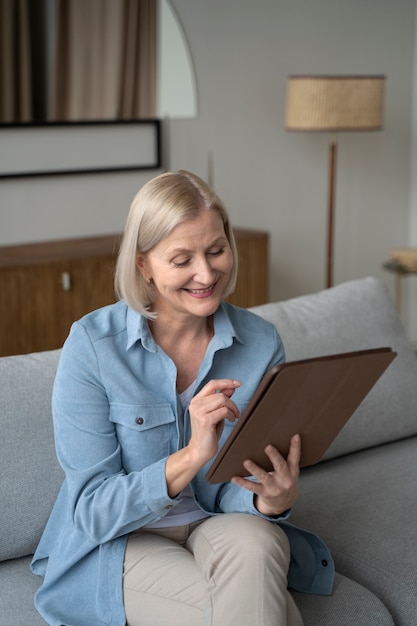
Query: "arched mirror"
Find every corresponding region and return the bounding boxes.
[157,0,197,118]
[0,0,197,124]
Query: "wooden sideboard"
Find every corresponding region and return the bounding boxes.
[0,228,268,356]
[226,228,269,308]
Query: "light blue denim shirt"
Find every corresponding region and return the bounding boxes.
[31,300,334,626]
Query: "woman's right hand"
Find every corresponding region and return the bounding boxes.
[187,379,242,466]
[165,379,241,497]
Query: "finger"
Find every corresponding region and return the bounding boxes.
[286,434,301,472]
[263,445,287,474]
[200,379,242,397]
[190,390,240,422]
[264,436,301,474]
[216,395,241,421]
[222,387,240,399]
[242,458,271,484]
[231,476,259,494]
[208,390,241,417]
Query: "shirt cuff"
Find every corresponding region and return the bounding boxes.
[141,457,181,516]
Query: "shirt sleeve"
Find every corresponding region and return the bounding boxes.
[52,322,181,544]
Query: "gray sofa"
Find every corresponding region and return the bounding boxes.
[1,276,416,625]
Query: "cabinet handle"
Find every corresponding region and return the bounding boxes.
[60,272,71,291]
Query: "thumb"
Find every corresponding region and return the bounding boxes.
[222,382,242,398]
[222,388,235,398]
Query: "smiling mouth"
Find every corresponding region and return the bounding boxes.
[185,283,217,296]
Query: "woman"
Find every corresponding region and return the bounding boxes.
[31,170,334,626]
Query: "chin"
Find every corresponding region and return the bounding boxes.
[190,296,222,316]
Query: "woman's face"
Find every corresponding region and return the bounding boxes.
[138,209,233,322]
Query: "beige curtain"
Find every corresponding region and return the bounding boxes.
[0,0,32,122]
[50,0,157,121]
[118,0,157,118]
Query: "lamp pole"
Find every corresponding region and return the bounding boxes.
[326,140,337,288]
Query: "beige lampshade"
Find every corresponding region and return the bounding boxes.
[285,75,385,131]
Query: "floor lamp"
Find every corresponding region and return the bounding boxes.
[285,75,385,288]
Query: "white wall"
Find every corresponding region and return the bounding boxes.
[408,2,417,344]
[0,170,157,244]
[167,0,416,337]
[1,0,416,341]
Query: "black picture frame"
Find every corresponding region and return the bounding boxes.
[0,119,161,178]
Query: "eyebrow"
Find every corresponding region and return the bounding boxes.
[169,236,229,255]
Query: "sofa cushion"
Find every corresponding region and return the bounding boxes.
[250,277,417,460]
[0,557,48,625]
[291,572,394,626]
[290,436,417,626]
[0,350,64,561]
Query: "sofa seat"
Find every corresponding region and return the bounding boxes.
[292,573,394,625]
[290,436,417,625]
[0,556,393,626]
[0,557,47,625]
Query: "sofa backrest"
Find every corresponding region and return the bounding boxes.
[0,349,63,562]
[250,276,417,461]
[1,276,416,563]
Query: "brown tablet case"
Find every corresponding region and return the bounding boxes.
[206,347,396,484]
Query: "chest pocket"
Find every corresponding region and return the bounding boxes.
[109,403,176,471]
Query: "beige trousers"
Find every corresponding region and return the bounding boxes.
[123,513,303,626]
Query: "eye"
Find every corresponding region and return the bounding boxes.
[207,247,224,257]
[172,258,191,268]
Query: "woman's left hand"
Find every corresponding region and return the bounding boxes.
[231,434,301,517]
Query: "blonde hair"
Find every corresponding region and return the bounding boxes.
[115,170,238,318]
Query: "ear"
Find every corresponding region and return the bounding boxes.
[136,253,151,283]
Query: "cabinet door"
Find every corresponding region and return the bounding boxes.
[63,255,117,325]
[0,256,116,356]
[227,230,269,308]
[1,262,66,355]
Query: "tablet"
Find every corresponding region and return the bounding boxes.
[205,347,396,484]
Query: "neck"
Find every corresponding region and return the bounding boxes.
[149,314,214,392]
[149,314,214,345]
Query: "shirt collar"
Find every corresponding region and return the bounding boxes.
[125,301,244,352]
[126,307,157,352]
[212,301,244,347]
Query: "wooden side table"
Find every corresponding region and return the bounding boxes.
[382,261,417,313]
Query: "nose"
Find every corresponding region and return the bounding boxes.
[193,256,216,284]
